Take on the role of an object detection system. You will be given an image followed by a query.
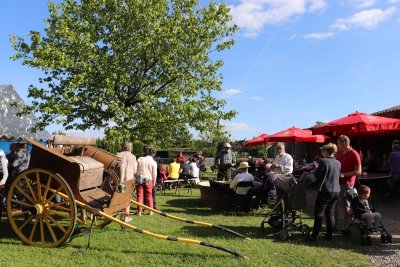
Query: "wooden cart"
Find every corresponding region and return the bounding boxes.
[4,136,245,257]
[5,135,134,247]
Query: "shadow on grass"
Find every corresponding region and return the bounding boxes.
[67,243,239,260]
[0,218,20,241]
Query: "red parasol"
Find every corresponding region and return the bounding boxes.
[242,133,269,147]
[265,126,328,143]
[312,111,400,136]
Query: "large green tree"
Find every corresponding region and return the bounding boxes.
[11,0,238,142]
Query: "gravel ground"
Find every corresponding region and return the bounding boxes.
[363,200,400,267]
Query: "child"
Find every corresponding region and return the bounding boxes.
[351,185,381,231]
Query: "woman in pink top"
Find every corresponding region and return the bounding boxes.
[135,146,157,216]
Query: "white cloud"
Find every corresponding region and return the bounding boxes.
[347,0,379,9]
[64,129,105,138]
[222,121,259,131]
[331,7,397,30]
[221,88,242,97]
[229,0,327,36]
[303,31,334,39]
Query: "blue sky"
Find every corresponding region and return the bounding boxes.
[1,0,400,140]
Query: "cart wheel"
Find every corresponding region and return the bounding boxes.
[76,208,113,229]
[300,224,310,238]
[6,168,77,248]
[380,234,387,243]
[279,229,289,241]
[386,234,392,243]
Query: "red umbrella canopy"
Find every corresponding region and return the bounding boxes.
[265,126,328,143]
[312,111,400,136]
[242,133,269,147]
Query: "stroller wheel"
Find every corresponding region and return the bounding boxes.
[386,234,393,243]
[260,222,265,232]
[381,234,387,243]
[366,236,372,246]
[279,229,289,241]
[300,224,310,239]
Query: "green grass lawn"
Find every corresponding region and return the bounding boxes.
[0,186,371,267]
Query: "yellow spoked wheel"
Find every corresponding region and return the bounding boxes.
[6,168,77,248]
[76,208,114,228]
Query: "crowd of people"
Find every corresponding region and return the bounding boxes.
[114,141,207,222]
[208,135,400,242]
[1,135,399,236]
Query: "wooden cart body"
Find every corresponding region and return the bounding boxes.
[26,136,134,215]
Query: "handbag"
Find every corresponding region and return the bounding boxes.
[136,175,152,185]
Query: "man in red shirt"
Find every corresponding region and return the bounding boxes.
[335,135,361,234]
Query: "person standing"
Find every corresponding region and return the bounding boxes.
[135,146,157,216]
[116,141,137,222]
[335,135,361,234]
[214,143,237,181]
[0,149,8,189]
[309,143,341,241]
[388,141,400,188]
[270,142,293,175]
[6,143,30,189]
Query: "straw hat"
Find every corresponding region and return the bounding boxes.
[238,161,250,169]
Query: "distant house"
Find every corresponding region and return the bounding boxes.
[371,105,400,119]
[0,84,51,140]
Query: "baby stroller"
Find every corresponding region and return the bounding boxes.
[346,188,392,245]
[260,174,310,241]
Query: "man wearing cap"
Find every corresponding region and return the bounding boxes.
[214,143,237,181]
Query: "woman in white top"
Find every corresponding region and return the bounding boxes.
[189,157,200,184]
[135,146,157,216]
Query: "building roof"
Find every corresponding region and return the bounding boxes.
[371,105,400,116]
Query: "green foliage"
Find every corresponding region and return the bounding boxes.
[314,121,326,126]
[11,0,238,141]
[235,144,272,158]
[96,128,145,155]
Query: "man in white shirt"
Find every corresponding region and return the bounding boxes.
[271,142,293,175]
[229,161,254,195]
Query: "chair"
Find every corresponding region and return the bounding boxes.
[232,181,254,212]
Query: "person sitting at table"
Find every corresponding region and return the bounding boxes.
[229,161,256,212]
[247,156,257,175]
[253,163,276,208]
[271,142,293,176]
[362,150,378,173]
